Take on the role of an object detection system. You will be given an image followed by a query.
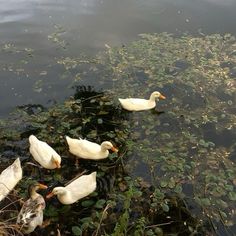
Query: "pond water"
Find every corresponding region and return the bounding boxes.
[1,0,236,117]
[0,1,236,236]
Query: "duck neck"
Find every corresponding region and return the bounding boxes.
[30,189,40,200]
[149,93,157,102]
[58,190,70,204]
[100,145,109,156]
[100,146,107,153]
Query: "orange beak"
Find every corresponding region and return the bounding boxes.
[46,192,54,199]
[159,94,166,100]
[38,184,48,190]
[54,160,61,168]
[111,147,118,153]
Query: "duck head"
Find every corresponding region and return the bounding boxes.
[101,141,118,153]
[46,187,66,199]
[150,91,166,100]
[28,183,48,198]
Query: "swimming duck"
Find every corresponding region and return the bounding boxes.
[0,158,22,201]
[29,135,61,169]
[17,183,48,234]
[118,91,166,111]
[65,136,118,160]
[46,172,97,205]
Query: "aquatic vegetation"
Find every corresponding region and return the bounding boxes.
[0,33,235,235]
[48,24,68,49]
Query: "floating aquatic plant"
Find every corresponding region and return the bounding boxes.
[0,33,235,235]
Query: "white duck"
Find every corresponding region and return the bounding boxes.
[29,135,61,169]
[65,136,118,160]
[0,158,22,202]
[46,172,97,205]
[17,183,48,234]
[118,91,166,111]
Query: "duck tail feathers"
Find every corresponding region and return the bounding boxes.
[65,135,71,143]
[13,157,21,166]
[29,135,38,144]
[90,171,97,179]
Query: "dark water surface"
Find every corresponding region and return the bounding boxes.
[1,0,236,117]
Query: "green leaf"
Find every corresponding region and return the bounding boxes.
[199,139,209,148]
[80,217,93,224]
[98,111,109,115]
[146,229,155,236]
[53,173,63,182]
[161,203,169,212]
[219,211,227,219]
[229,192,236,201]
[59,205,71,213]
[151,202,157,207]
[154,227,163,236]
[174,185,183,194]
[97,118,103,124]
[160,180,168,188]
[200,198,211,206]
[153,189,164,199]
[95,199,106,209]
[81,200,95,207]
[72,226,82,236]
[168,178,176,188]
[44,205,59,217]
[216,199,228,209]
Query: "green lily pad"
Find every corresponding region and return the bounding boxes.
[72,226,82,236]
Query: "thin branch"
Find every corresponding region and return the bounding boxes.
[145,221,174,228]
[65,170,87,186]
[94,203,111,236]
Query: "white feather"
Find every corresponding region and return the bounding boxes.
[0,158,22,201]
